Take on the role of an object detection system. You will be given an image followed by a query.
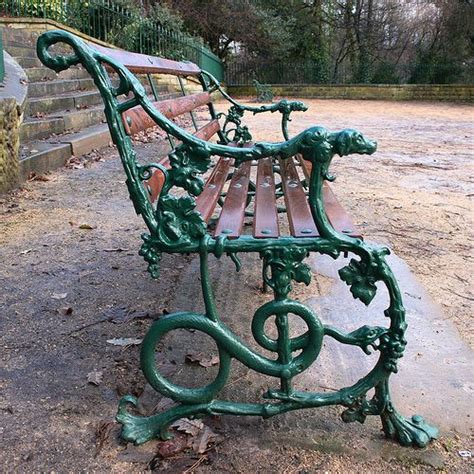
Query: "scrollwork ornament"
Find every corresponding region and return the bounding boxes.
[156,195,206,247]
[338,247,390,305]
[262,248,311,298]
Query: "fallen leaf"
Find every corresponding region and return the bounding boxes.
[51,292,68,300]
[94,420,115,457]
[156,434,189,459]
[199,355,220,368]
[79,223,96,230]
[106,337,142,346]
[27,172,49,182]
[171,418,203,437]
[19,249,32,255]
[192,426,220,454]
[185,351,219,368]
[87,369,103,386]
[102,306,151,324]
[58,307,73,316]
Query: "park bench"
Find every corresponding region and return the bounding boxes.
[37,30,438,449]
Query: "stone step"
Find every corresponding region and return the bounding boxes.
[19,142,72,180]
[28,78,96,97]
[59,123,111,157]
[26,90,103,116]
[21,105,106,141]
[4,45,37,58]
[13,56,43,68]
[26,66,91,82]
[19,123,112,178]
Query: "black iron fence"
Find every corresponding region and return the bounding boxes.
[225,58,474,85]
[0,0,224,80]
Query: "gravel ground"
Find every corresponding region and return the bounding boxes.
[1,99,472,472]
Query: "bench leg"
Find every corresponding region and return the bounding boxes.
[116,245,437,448]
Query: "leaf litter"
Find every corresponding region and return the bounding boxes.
[185,351,219,368]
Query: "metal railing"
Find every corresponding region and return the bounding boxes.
[226,58,474,86]
[0,0,224,81]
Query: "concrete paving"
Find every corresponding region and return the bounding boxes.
[164,247,473,436]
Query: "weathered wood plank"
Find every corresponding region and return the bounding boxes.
[91,43,201,76]
[297,155,361,237]
[123,92,211,135]
[195,157,233,222]
[254,157,279,238]
[279,157,318,237]
[214,161,252,238]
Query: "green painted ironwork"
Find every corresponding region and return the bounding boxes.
[37,30,438,449]
[1,0,223,80]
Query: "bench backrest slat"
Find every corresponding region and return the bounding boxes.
[91,43,201,76]
[145,119,222,204]
[123,91,212,135]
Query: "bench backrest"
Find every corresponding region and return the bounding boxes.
[38,32,225,213]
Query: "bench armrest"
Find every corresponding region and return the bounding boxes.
[201,71,308,142]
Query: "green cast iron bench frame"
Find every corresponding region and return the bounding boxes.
[37,30,438,448]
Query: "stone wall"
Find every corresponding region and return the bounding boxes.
[0,52,28,193]
[227,84,474,102]
[0,97,21,193]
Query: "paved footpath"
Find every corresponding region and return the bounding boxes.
[1,100,473,472]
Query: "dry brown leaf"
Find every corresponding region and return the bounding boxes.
[192,426,219,454]
[185,351,219,368]
[171,418,203,437]
[79,223,96,230]
[87,369,103,386]
[106,337,142,347]
[156,433,190,459]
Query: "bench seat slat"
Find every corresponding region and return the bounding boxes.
[214,161,252,238]
[91,43,201,76]
[297,156,361,238]
[279,157,318,237]
[254,157,279,238]
[123,92,212,135]
[195,157,233,222]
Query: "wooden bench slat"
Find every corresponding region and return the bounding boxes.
[123,92,212,135]
[145,120,221,204]
[214,161,252,238]
[322,185,361,238]
[279,157,318,237]
[193,119,220,141]
[91,43,201,76]
[297,156,360,238]
[254,157,279,238]
[195,157,233,222]
[146,156,169,203]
